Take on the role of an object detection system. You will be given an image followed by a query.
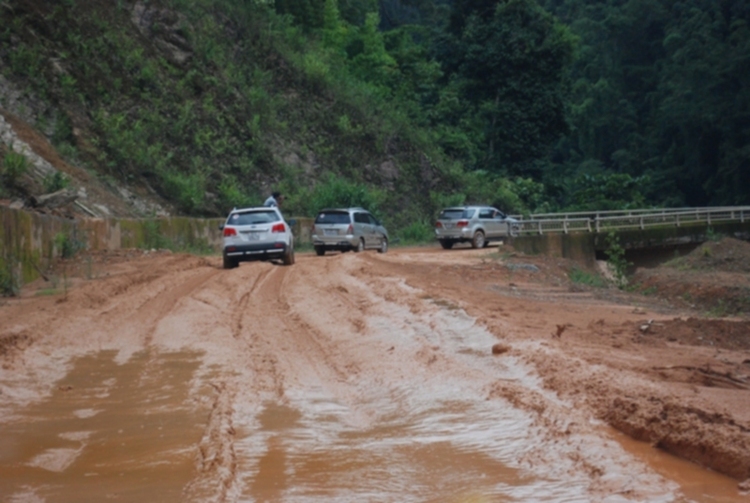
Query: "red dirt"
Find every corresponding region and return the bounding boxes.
[1,241,749,500]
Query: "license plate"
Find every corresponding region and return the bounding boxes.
[243,231,261,241]
[324,229,338,236]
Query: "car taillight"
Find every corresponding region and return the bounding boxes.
[272,223,286,233]
[347,224,354,234]
[435,221,443,228]
[456,220,469,228]
[223,227,237,237]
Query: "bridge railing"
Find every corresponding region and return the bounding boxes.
[512,206,750,236]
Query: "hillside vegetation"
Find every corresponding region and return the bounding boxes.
[1,0,748,239]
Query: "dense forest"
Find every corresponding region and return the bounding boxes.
[1,0,748,238]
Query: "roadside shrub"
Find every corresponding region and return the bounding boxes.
[605,232,632,289]
[54,231,85,259]
[569,267,607,288]
[397,221,433,245]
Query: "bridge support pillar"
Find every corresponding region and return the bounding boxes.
[508,233,597,266]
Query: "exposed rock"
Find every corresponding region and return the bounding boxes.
[131,2,193,66]
[506,263,540,273]
[31,188,78,209]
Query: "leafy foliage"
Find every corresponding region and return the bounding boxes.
[0,0,746,235]
[1,150,29,186]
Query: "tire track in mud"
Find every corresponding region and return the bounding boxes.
[229,261,365,397]
[184,381,238,503]
[187,263,336,503]
[138,267,221,347]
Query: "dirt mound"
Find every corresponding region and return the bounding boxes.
[631,238,750,317]
[673,237,750,273]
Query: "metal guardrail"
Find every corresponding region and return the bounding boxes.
[511,207,750,236]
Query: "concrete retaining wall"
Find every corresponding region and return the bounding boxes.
[1,206,314,286]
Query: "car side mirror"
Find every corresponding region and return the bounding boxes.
[219,223,224,230]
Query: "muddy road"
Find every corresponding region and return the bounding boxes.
[1,245,749,502]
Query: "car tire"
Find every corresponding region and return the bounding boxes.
[378,238,388,253]
[471,231,485,249]
[223,254,238,269]
[282,245,295,266]
[315,246,325,256]
[439,240,454,249]
[354,239,364,253]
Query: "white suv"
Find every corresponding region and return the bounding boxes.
[312,207,389,255]
[220,207,295,268]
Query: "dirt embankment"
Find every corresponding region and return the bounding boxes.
[1,240,749,501]
[372,243,750,483]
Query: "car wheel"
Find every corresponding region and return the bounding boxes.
[315,246,325,256]
[471,231,485,249]
[378,238,388,253]
[223,254,238,269]
[282,245,295,266]
[354,238,364,253]
[439,240,453,250]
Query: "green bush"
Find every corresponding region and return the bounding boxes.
[2,150,29,185]
[304,174,385,216]
[397,221,434,245]
[43,171,70,193]
[569,267,607,288]
[54,231,85,259]
[605,232,632,289]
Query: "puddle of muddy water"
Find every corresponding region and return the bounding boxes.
[613,431,746,503]
[0,349,210,503]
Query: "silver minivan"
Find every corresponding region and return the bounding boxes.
[434,206,519,249]
[312,207,388,255]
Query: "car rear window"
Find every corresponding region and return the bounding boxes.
[228,210,280,225]
[439,209,475,220]
[315,212,351,224]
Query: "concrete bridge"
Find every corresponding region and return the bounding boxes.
[508,206,750,265]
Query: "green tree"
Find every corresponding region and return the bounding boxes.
[439,0,576,174]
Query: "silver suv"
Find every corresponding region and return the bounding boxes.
[434,206,519,249]
[220,206,295,268]
[312,207,389,255]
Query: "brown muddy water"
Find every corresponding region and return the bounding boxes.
[0,350,209,502]
[0,344,745,503]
